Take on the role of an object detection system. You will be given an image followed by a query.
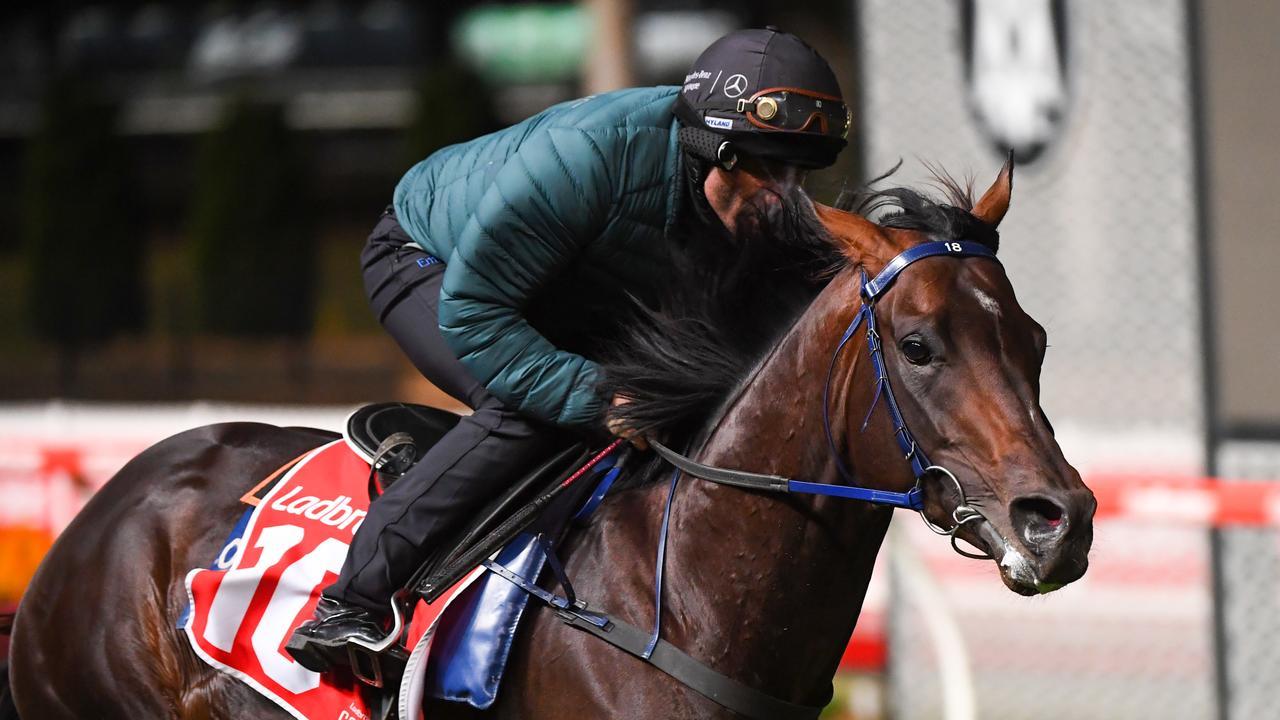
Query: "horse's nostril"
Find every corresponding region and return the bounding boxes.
[1011,496,1068,550]
[1017,497,1063,523]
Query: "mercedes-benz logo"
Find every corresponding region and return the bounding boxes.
[723,74,749,98]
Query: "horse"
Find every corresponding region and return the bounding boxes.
[2,159,1095,719]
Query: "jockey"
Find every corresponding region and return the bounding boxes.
[288,27,851,670]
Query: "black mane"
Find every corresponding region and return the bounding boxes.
[599,163,997,482]
[835,163,1000,252]
[599,182,838,445]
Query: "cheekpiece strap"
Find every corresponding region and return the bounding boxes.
[854,240,1000,483]
[859,303,933,479]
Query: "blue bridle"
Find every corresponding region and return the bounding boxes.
[652,240,1001,538]
[814,239,1000,511]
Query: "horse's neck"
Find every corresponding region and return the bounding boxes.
[656,272,896,703]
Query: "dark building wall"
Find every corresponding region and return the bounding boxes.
[1202,0,1280,434]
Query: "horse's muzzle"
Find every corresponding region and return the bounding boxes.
[989,486,1096,594]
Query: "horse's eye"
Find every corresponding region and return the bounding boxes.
[900,338,933,365]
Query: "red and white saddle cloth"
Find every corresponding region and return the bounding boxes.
[180,440,483,720]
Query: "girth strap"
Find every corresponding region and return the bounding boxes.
[483,553,825,720]
[557,611,826,720]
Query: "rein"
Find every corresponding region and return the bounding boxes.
[652,240,1002,556]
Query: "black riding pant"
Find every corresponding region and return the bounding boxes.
[325,210,566,613]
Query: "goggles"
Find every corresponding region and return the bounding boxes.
[736,88,852,139]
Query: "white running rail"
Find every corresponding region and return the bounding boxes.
[889,521,977,720]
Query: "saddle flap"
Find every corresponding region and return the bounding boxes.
[424,532,548,709]
[414,457,621,711]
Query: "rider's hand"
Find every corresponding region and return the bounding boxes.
[607,394,649,450]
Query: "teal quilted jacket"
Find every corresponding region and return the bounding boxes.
[392,86,683,430]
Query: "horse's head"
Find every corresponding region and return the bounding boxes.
[818,161,1094,595]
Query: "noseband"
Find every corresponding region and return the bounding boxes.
[653,240,1001,559]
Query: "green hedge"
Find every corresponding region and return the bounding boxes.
[20,79,144,351]
[188,98,314,338]
[405,64,500,163]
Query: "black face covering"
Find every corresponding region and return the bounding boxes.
[673,145,732,256]
[677,126,737,170]
[670,142,839,302]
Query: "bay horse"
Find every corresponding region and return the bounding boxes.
[2,160,1094,719]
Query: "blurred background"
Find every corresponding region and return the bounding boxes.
[1,1,1277,718]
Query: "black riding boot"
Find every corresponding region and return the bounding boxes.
[285,595,390,672]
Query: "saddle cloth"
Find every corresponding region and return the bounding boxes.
[179,430,608,720]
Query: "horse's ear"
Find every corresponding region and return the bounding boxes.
[815,202,886,260]
[971,152,1014,228]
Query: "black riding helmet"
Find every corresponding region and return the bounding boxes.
[674,27,850,170]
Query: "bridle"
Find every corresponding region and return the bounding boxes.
[652,239,1003,560]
